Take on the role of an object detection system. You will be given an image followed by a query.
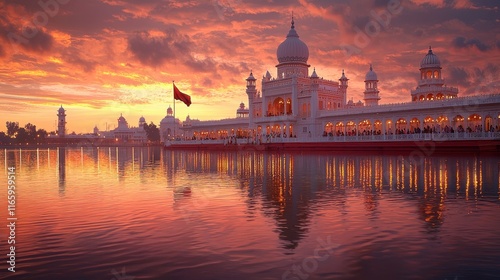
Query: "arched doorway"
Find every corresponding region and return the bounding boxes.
[423,116,435,132]
[436,116,449,132]
[396,118,407,133]
[346,121,356,136]
[358,119,371,135]
[335,122,344,135]
[324,122,334,136]
[468,114,482,132]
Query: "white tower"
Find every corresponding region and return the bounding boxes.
[339,69,349,107]
[57,105,66,137]
[411,46,458,101]
[246,71,257,125]
[139,116,146,128]
[364,65,380,106]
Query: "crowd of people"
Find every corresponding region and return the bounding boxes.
[323,124,500,137]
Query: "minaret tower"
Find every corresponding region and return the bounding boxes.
[363,64,380,106]
[339,69,349,107]
[246,71,257,124]
[57,105,66,137]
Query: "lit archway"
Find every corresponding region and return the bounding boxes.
[358,119,371,134]
[453,115,464,131]
[346,121,356,135]
[410,118,420,132]
[273,97,285,116]
[335,122,344,135]
[396,118,407,132]
[424,116,435,129]
[325,122,334,134]
[468,114,482,131]
[436,115,449,132]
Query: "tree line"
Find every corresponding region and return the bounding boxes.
[1,121,161,145]
[1,122,50,145]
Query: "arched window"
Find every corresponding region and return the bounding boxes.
[335,122,344,134]
[324,122,334,133]
[433,70,439,79]
[273,97,284,115]
[396,118,407,131]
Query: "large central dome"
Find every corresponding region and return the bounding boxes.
[276,19,309,64]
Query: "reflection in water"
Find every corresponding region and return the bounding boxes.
[1,148,499,279]
[167,151,500,251]
[57,147,66,195]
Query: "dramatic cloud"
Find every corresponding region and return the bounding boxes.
[452,36,491,52]
[128,29,192,68]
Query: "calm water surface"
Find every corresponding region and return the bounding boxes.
[1,147,500,280]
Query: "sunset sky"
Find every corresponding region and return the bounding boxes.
[0,0,499,133]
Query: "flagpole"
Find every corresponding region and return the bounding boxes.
[173,81,176,140]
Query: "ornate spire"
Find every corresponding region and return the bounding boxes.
[370,64,373,71]
[291,12,295,29]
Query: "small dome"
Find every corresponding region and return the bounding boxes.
[139,116,145,122]
[58,105,65,112]
[265,70,272,80]
[276,18,309,64]
[118,113,126,122]
[246,71,256,81]
[239,102,245,109]
[365,64,378,81]
[311,68,318,78]
[340,69,348,80]
[167,106,173,115]
[420,46,441,68]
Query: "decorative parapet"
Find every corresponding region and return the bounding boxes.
[319,94,500,118]
[253,115,297,123]
[417,78,444,87]
[411,85,459,95]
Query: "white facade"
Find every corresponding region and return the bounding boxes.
[177,20,500,142]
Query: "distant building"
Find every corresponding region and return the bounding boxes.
[159,106,181,142]
[57,105,66,137]
[99,114,148,144]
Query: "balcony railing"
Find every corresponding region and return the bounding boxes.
[168,131,500,146]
